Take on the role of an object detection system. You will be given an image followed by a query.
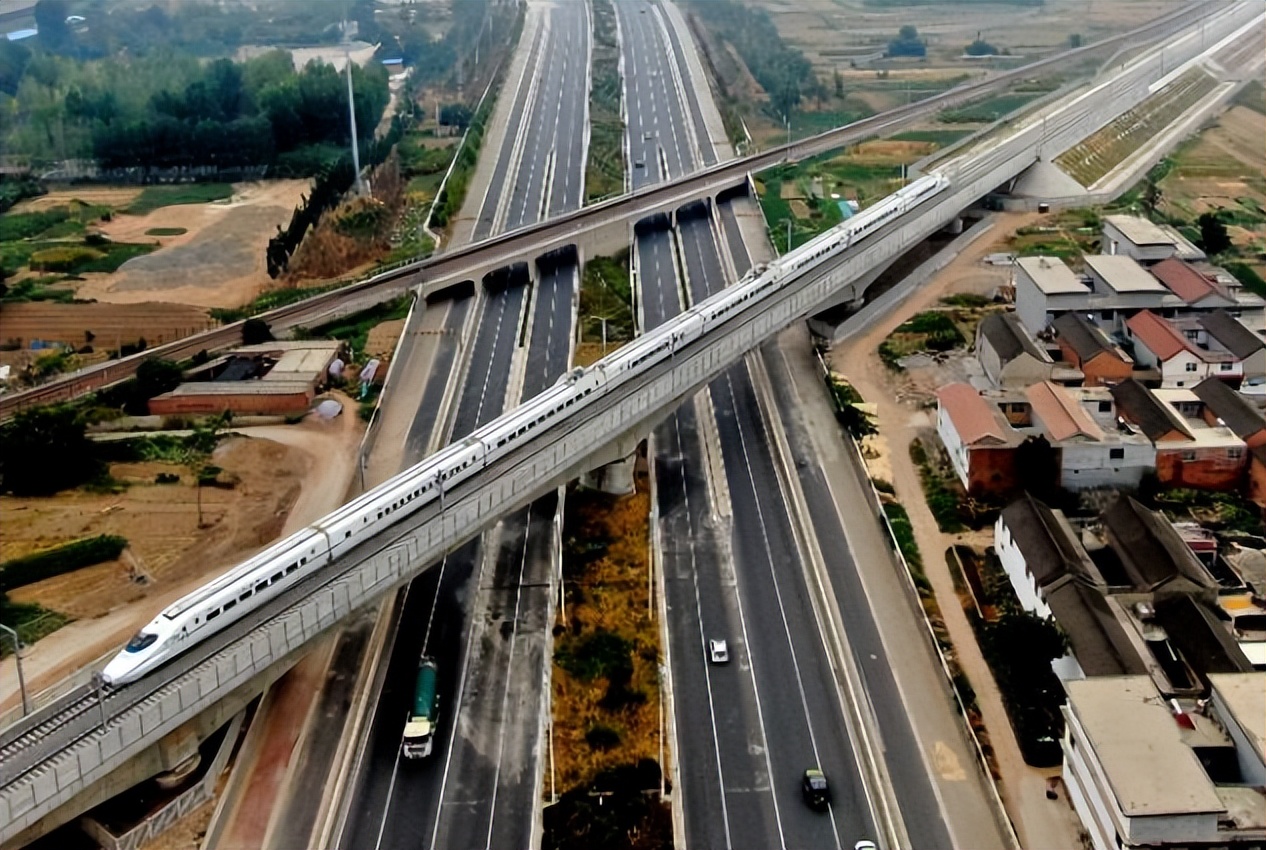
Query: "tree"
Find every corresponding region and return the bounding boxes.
[834,68,844,99]
[1198,212,1232,256]
[34,0,71,53]
[1142,177,1163,218]
[134,358,183,402]
[965,37,999,57]
[1068,33,1083,48]
[888,25,926,58]
[242,318,273,345]
[0,405,97,495]
[440,102,474,129]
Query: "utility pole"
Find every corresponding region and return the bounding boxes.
[0,624,29,716]
[343,23,364,196]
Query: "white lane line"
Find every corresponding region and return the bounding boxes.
[718,364,844,850]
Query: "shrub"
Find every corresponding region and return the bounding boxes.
[0,535,128,592]
[0,405,98,495]
[29,246,102,273]
[242,318,273,345]
[585,724,622,750]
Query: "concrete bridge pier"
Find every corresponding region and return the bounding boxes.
[579,426,644,495]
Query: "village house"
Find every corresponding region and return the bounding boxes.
[1052,312,1135,387]
[1124,310,1243,388]
[975,311,1058,388]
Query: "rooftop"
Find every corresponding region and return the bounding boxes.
[1127,310,1233,363]
[1198,311,1265,360]
[1101,496,1219,592]
[978,311,1050,363]
[936,383,1014,446]
[1104,214,1178,248]
[1151,258,1220,304]
[1000,493,1102,588]
[154,380,317,398]
[1046,582,1148,677]
[1064,676,1226,817]
[1025,380,1104,442]
[1085,254,1167,294]
[1052,312,1129,364]
[1015,256,1089,295]
[1110,379,1191,441]
[1192,376,1266,440]
[1153,389,1247,449]
[1209,672,1266,756]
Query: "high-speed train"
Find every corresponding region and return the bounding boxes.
[102,171,950,686]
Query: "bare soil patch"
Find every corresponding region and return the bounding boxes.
[74,180,309,310]
[12,187,142,213]
[363,318,407,360]
[0,403,364,711]
[0,300,214,349]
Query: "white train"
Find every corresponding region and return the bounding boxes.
[102,171,950,686]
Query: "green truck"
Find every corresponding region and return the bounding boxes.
[402,657,439,759]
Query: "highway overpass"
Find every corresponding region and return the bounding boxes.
[1,4,1261,843]
[0,0,1213,422]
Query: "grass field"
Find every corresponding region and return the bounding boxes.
[1056,69,1218,188]
[125,183,234,215]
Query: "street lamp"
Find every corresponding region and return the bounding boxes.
[588,316,610,358]
[1,623,30,716]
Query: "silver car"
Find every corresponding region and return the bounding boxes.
[708,639,729,664]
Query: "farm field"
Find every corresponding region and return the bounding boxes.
[0,301,214,351]
[0,408,364,713]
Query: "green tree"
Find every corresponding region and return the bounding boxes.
[134,358,184,402]
[1068,33,1083,48]
[0,405,97,495]
[34,0,72,53]
[1142,177,1163,218]
[1199,212,1232,255]
[834,67,844,98]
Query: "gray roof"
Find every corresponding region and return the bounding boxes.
[978,311,1047,363]
[1192,377,1266,440]
[1101,496,1219,592]
[1155,596,1253,679]
[1198,311,1265,360]
[1045,582,1148,677]
[1104,215,1177,247]
[1052,312,1121,363]
[1109,379,1189,441]
[1000,493,1100,588]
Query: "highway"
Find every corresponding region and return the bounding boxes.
[0,0,1211,423]
[340,2,588,848]
[620,2,877,846]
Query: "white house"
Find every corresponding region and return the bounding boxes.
[1125,310,1243,388]
[1062,673,1266,850]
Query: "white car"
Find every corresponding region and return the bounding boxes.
[708,639,729,664]
[854,841,877,850]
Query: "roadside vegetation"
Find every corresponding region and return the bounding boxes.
[1056,68,1218,188]
[876,309,970,370]
[755,132,964,253]
[546,473,671,850]
[586,0,625,203]
[949,548,1067,767]
[0,202,156,288]
[577,252,635,363]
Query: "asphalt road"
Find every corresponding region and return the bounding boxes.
[620,2,880,845]
[342,4,588,848]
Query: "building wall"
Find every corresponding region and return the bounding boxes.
[1247,456,1266,507]
[1015,272,1051,336]
[1155,351,1241,388]
[994,515,1052,617]
[148,390,312,417]
[1077,351,1134,387]
[1155,446,1248,490]
[966,446,1019,496]
[1210,687,1266,786]
[937,405,971,489]
[1241,348,1266,381]
[1059,440,1156,491]
[1102,222,1175,263]
[980,342,1054,388]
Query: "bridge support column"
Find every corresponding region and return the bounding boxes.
[942,216,965,236]
[580,455,636,495]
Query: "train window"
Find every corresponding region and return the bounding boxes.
[346,530,352,538]
[301,557,308,565]
[287,564,300,574]
[378,511,383,519]
[255,580,269,592]
[239,590,252,601]
[224,599,237,611]
[271,571,283,583]
[207,609,221,622]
